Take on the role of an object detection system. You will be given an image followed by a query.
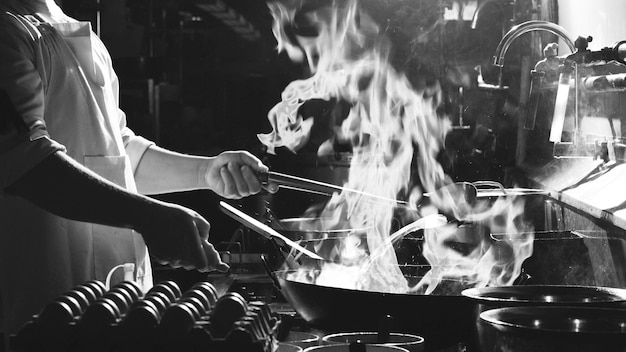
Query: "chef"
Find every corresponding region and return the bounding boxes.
[0,0,270,346]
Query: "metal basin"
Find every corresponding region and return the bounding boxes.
[463,285,626,351]
[479,306,626,352]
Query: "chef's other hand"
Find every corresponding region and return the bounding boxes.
[137,200,229,272]
[204,151,274,198]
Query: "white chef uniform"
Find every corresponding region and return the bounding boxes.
[0,9,154,339]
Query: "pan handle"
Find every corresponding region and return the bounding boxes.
[219,201,324,260]
[260,254,282,290]
[472,180,507,194]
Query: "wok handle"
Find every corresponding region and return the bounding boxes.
[219,201,324,260]
[260,254,282,289]
[472,180,506,194]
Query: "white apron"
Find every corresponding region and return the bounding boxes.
[0,13,153,338]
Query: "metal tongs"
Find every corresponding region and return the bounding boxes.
[423,181,548,220]
[257,170,547,221]
[257,171,484,218]
[257,171,415,209]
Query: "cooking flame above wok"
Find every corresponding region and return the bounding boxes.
[256,0,534,295]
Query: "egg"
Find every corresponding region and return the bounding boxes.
[129,299,160,314]
[109,287,134,309]
[54,295,82,317]
[159,302,197,337]
[80,299,119,328]
[144,292,169,314]
[64,289,90,313]
[146,283,177,304]
[192,282,219,308]
[159,280,182,299]
[179,296,206,318]
[222,292,247,307]
[182,289,211,313]
[114,281,143,301]
[178,300,203,320]
[84,280,106,298]
[102,291,130,314]
[73,285,98,304]
[122,302,160,330]
[37,301,74,327]
[210,294,248,335]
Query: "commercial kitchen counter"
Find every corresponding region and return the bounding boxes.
[524,157,626,288]
[525,157,626,230]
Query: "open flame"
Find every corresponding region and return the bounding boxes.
[259,0,533,294]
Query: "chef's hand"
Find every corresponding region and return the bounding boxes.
[137,200,229,272]
[203,151,277,198]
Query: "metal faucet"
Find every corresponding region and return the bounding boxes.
[470,0,509,37]
[493,21,576,67]
[493,20,575,67]
[491,20,575,88]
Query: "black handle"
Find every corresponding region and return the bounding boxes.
[260,254,281,290]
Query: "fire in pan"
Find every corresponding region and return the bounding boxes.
[220,199,517,348]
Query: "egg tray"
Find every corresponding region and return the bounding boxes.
[11,280,281,352]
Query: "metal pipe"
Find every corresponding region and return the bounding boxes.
[492,20,576,68]
[574,64,580,136]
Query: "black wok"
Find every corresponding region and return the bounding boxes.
[264,265,478,350]
[223,206,518,349]
[257,217,497,350]
[263,214,455,269]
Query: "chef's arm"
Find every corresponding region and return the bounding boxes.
[8,150,157,227]
[5,151,228,272]
[133,144,270,198]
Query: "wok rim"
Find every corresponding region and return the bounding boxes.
[462,285,626,304]
[273,267,479,296]
[277,217,372,234]
[480,306,626,336]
